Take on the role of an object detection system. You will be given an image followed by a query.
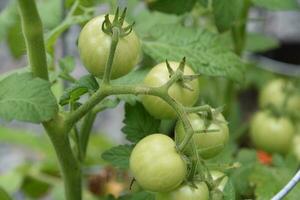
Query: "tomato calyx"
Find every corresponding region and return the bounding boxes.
[102,7,135,37]
[165,58,201,91]
[195,107,227,133]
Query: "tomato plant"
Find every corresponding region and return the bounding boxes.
[142,61,200,119]
[156,182,209,200]
[129,134,187,192]
[78,15,141,79]
[250,111,295,154]
[175,112,229,159]
[1,1,299,200]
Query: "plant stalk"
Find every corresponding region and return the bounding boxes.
[18,1,82,199]
[18,0,49,80]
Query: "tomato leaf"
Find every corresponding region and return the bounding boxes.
[223,178,236,200]
[59,56,76,74]
[142,24,245,83]
[122,103,160,143]
[147,0,197,15]
[59,74,99,106]
[101,145,134,169]
[252,0,299,10]
[0,72,58,123]
[212,0,243,33]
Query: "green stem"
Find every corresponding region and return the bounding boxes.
[102,27,120,84]
[231,0,251,56]
[18,1,82,199]
[80,112,97,158]
[43,116,81,200]
[18,0,49,80]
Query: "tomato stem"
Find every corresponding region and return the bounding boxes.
[102,27,120,84]
[18,0,49,80]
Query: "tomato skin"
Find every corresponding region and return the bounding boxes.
[156,182,209,200]
[142,62,200,119]
[78,15,141,79]
[210,171,228,192]
[250,111,295,154]
[129,134,187,192]
[259,79,300,114]
[175,113,229,159]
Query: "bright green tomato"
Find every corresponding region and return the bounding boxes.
[78,15,141,79]
[210,171,228,192]
[156,182,209,200]
[142,62,200,119]
[259,79,300,114]
[250,111,295,154]
[129,134,187,192]
[175,113,229,159]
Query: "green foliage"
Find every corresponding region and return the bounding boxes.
[147,0,197,15]
[223,178,236,200]
[21,175,51,198]
[59,56,76,75]
[252,0,299,10]
[7,19,26,58]
[143,24,245,82]
[0,168,23,194]
[59,74,99,106]
[0,187,12,200]
[101,145,134,169]
[122,103,160,143]
[133,11,180,37]
[0,72,58,123]
[245,33,280,53]
[0,0,61,58]
[212,0,243,32]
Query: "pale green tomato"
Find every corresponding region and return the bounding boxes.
[78,15,141,79]
[142,62,200,119]
[210,170,228,192]
[259,79,300,114]
[129,134,187,192]
[175,113,229,159]
[156,182,209,200]
[250,111,295,154]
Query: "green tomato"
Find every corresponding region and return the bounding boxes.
[250,111,295,154]
[156,182,209,200]
[175,113,229,159]
[210,171,228,192]
[129,134,187,192]
[78,15,141,79]
[142,62,200,119]
[259,79,300,114]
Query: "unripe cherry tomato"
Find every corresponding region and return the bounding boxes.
[78,15,141,79]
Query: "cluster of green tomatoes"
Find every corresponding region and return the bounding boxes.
[250,79,300,157]
[78,13,230,199]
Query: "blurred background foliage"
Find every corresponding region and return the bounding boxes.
[0,0,299,199]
